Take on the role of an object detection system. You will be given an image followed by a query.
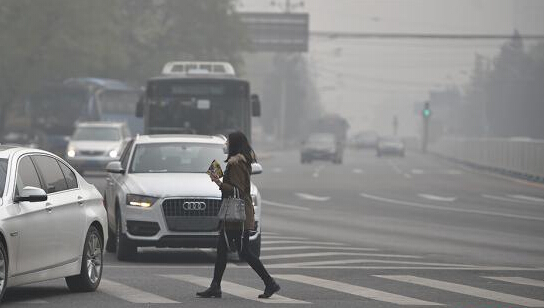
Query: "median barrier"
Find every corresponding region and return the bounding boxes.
[430,137,544,183]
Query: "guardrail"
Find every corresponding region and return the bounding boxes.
[430,137,544,182]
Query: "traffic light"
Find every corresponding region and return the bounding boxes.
[422,102,431,118]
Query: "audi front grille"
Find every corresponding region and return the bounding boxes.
[161,198,222,232]
[162,198,222,217]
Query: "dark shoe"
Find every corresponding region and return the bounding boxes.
[258,280,280,298]
[196,283,222,298]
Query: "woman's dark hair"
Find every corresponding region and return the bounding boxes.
[225,131,256,164]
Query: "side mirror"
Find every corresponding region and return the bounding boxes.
[106,161,125,174]
[15,186,47,202]
[135,100,143,118]
[251,94,261,117]
[251,163,263,175]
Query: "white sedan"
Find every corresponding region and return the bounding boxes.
[0,145,107,301]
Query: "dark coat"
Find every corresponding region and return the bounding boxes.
[220,154,255,230]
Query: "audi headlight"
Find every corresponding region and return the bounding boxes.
[67,148,76,158]
[252,195,258,207]
[126,194,158,208]
[109,149,119,158]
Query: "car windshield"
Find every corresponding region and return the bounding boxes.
[72,127,121,141]
[0,159,7,196]
[307,134,335,144]
[130,143,226,173]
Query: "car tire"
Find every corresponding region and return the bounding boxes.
[0,239,8,302]
[66,225,103,292]
[116,214,136,261]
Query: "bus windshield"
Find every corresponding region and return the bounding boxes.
[99,90,140,115]
[30,86,90,135]
[146,79,248,135]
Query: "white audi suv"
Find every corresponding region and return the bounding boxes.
[104,134,262,261]
[0,145,107,301]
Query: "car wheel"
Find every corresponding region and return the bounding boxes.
[66,225,103,292]
[0,239,8,302]
[116,213,136,261]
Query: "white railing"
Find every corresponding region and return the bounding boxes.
[430,137,544,180]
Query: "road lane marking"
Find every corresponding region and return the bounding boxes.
[418,194,457,202]
[445,169,463,175]
[260,252,422,260]
[312,165,325,178]
[361,192,544,222]
[295,193,331,202]
[411,169,424,174]
[404,173,413,179]
[276,275,441,306]
[261,231,279,235]
[13,300,48,304]
[481,194,533,204]
[99,279,179,304]
[352,168,364,174]
[271,167,283,173]
[484,276,544,288]
[261,200,310,211]
[376,275,544,307]
[268,259,475,268]
[507,194,544,204]
[262,240,344,246]
[261,245,378,252]
[163,274,309,304]
[262,236,309,240]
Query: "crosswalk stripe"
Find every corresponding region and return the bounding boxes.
[99,279,179,304]
[276,274,441,306]
[376,275,544,307]
[268,259,474,268]
[163,274,309,304]
[260,252,422,260]
[484,276,544,288]
[261,245,378,252]
[262,240,345,246]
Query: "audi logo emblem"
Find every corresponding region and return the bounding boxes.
[183,201,207,211]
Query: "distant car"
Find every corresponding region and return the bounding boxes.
[301,133,343,164]
[0,146,107,301]
[377,136,405,157]
[104,134,263,261]
[66,122,131,174]
[352,131,379,149]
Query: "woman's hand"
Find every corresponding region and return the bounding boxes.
[210,173,222,187]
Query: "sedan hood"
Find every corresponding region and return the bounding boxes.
[124,173,223,198]
[69,140,121,152]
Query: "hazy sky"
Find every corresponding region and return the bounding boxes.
[239,0,544,135]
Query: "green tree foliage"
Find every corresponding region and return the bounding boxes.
[0,0,245,133]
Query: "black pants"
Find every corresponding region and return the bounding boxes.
[212,229,272,286]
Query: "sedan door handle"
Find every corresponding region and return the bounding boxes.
[45,203,53,213]
[77,196,84,206]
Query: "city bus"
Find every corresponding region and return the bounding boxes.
[28,78,142,155]
[137,62,261,140]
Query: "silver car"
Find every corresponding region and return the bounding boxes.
[66,122,132,174]
[104,134,263,261]
[0,146,107,301]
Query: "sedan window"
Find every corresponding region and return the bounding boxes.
[0,159,7,196]
[59,161,78,189]
[16,156,42,194]
[32,156,68,193]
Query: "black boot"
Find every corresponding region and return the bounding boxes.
[258,279,280,299]
[196,282,222,298]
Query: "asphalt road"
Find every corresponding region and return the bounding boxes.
[3,148,544,307]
